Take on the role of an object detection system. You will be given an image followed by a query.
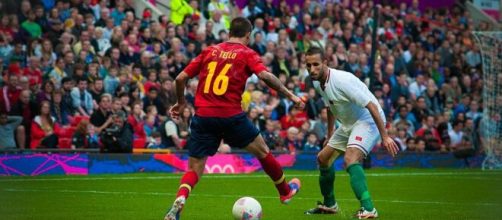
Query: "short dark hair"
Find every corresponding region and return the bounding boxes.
[229,17,252,38]
[305,47,325,60]
[62,77,73,84]
[77,77,88,84]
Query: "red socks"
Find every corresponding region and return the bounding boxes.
[259,152,290,196]
[176,171,199,198]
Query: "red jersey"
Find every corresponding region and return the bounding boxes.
[183,42,268,117]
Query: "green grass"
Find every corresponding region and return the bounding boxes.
[1,169,502,219]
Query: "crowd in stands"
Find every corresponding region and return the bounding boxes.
[0,0,492,155]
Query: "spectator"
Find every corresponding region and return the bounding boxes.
[280,104,307,129]
[408,74,426,100]
[90,93,113,133]
[415,137,426,152]
[248,107,261,130]
[160,115,183,149]
[406,137,417,152]
[142,86,162,113]
[30,101,59,148]
[448,120,464,151]
[104,66,119,95]
[36,80,54,103]
[100,110,133,153]
[284,126,302,154]
[250,32,266,55]
[466,100,481,121]
[0,74,21,112]
[0,112,23,149]
[71,77,93,117]
[147,131,165,149]
[127,101,147,140]
[143,114,157,138]
[71,119,99,149]
[303,133,320,152]
[23,56,43,87]
[48,57,67,89]
[21,10,41,38]
[177,106,192,139]
[208,0,230,27]
[51,89,71,125]
[60,77,75,115]
[261,119,281,150]
[311,108,329,144]
[393,105,416,136]
[89,78,105,105]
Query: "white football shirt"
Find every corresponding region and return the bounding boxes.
[313,68,385,127]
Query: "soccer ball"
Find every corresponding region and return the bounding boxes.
[232,197,262,220]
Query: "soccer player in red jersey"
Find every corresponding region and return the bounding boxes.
[165,17,305,220]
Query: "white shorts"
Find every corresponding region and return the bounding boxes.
[327,120,381,156]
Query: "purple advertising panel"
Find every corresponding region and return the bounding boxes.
[0,154,88,176]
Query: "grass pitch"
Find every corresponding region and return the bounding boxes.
[1,169,502,220]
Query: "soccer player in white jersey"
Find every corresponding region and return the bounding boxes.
[303,47,399,219]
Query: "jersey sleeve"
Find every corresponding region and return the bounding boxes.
[183,48,207,77]
[246,50,268,76]
[339,74,372,108]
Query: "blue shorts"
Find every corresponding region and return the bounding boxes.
[186,113,260,158]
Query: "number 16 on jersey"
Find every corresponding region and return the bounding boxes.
[204,61,232,95]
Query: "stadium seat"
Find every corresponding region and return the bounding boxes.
[58,127,77,138]
[69,116,90,127]
[133,138,147,149]
[58,138,72,149]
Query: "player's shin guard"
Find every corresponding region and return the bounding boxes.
[347,163,374,211]
[176,171,199,199]
[259,152,290,196]
[319,166,336,207]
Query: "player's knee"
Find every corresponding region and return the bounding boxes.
[317,153,329,167]
[343,152,361,167]
[344,157,358,167]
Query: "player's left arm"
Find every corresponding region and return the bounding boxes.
[366,102,399,157]
[245,49,304,108]
[258,71,305,109]
[170,49,207,118]
[339,75,399,156]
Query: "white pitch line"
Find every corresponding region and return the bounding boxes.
[3,188,500,207]
[0,171,501,182]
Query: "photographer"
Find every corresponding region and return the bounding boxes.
[100,110,133,153]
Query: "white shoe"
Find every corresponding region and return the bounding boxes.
[355,207,378,219]
[164,196,186,220]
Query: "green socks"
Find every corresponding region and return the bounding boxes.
[319,166,336,207]
[347,163,374,211]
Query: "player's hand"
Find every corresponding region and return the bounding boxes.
[169,102,185,119]
[291,95,306,109]
[382,136,399,157]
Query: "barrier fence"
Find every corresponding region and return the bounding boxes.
[0,152,484,176]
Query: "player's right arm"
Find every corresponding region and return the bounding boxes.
[327,108,335,139]
[323,107,336,147]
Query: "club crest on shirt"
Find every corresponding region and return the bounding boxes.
[355,136,363,142]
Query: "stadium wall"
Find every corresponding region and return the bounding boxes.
[0,152,484,176]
